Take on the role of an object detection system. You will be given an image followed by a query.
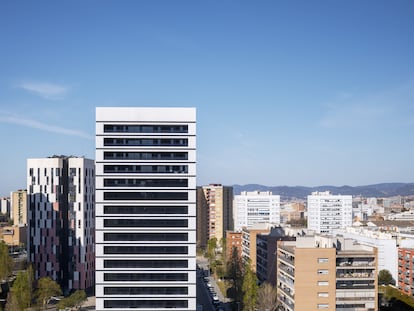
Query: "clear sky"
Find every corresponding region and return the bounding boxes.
[0,1,413,196]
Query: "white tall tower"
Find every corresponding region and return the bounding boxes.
[95,107,196,310]
[233,191,280,232]
[307,191,353,234]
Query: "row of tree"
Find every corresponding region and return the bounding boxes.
[0,241,86,311]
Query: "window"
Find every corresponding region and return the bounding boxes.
[317,304,329,309]
[104,138,188,146]
[104,273,188,282]
[104,300,188,308]
[318,292,329,297]
[104,246,188,255]
[103,192,188,201]
[318,281,329,286]
[104,286,188,295]
[318,258,329,263]
[103,178,188,188]
[104,259,188,269]
[103,205,188,215]
[318,269,329,275]
[104,151,188,160]
[104,219,188,228]
[104,232,188,242]
[104,165,188,174]
[104,124,188,133]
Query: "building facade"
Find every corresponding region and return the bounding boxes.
[241,225,270,272]
[197,184,233,248]
[95,107,196,310]
[0,197,10,218]
[398,248,414,296]
[233,191,280,232]
[278,235,377,311]
[27,156,95,293]
[11,189,27,226]
[307,191,352,234]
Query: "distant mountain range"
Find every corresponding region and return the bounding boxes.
[232,183,414,200]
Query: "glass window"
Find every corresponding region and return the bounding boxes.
[103,178,188,188]
[318,270,329,275]
[318,292,329,297]
[104,219,188,228]
[104,246,188,255]
[104,138,188,147]
[104,286,188,295]
[104,232,188,242]
[103,192,188,201]
[104,152,188,160]
[318,281,329,286]
[104,165,188,174]
[104,300,188,308]
[104,259,188,269]
[318,258,328,263]
[104,273,188,282]
[104,124,188,133]
[103,205,188,214]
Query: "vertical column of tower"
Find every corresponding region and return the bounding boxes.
[95,107,196,311]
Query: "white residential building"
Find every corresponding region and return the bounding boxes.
[307,191,352,234]
[0,197,10,217]
[95,107,196,311]
[233,191,280,232]
[27,156,95,293]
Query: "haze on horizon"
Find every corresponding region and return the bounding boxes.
[0,1,413,196]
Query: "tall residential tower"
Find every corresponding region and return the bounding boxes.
[27,156,95,293]
[95,107,196,310]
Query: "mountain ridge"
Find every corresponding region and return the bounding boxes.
[231,182,414,200]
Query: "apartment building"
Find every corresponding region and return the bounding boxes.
[27,156,95,292]
[234,191,280,232]
[197,184,233,248]
[277,235,377,311]
[241,224,270,272]
[398,248,414,296]
[95,107,196,311]
[11,189,27,226]
[226,231,243,260]
[307,191,352,234]
[256,227,295,285]
[0,197,10,217]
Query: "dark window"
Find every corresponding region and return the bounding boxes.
[104,286,188,295]
[104,192,188,201]
[104,138,188,146]
[104,219,188,228]
[104,232,188,241]
[104,259,188,269]
[104,246,188,255]
[104,178,188,188]
[104,300,188,308]
[103,205,188,214]
[104,165,188,174]
[104,273,188,282]
[104,124,188,133]
[104,152,188,160]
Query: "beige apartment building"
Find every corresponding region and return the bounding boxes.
[241,224,270,271]
[11,189,27,226]
[197,184,233,248]
[278,235,377,311]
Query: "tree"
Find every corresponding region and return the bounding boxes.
[57,290,87,310]
[378,269,395,285]
[257,282,278,311]
[0,241,13,282]
[8,266,34,310]
[35,277,62,310]
[206,238,218,261]
[242,261,258,311]
[226,246,243,301]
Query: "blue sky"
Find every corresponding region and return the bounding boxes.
[0,1,413,196]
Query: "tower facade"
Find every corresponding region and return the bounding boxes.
[95,107,196,310]
[307,191,352,234]
[27,156,95,292]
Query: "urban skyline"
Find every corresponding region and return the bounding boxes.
[1,1,414,196]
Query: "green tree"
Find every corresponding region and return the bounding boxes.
[226,246,243,302]
[57,290,87,310]
[0,241,13,282]
[206,238,218,261]
[242,261,258,311]
[378,269,395,285]
[35,277,62,310]
[8,266,34,310]
[256,282,278,311]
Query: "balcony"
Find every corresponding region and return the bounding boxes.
[278,284,295,300]
[279,264,294,278]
